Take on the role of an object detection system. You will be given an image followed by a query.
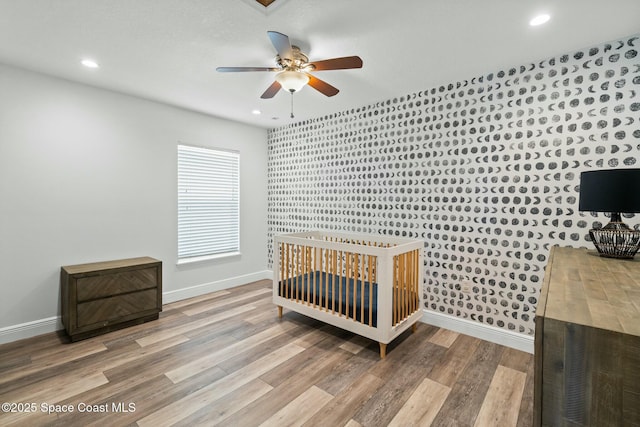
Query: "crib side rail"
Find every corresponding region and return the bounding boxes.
[391,248,422,327]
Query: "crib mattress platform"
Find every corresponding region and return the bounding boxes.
[279,272,378,327]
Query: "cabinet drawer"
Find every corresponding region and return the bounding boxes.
[76,267,159,302]
[76,288,158,328]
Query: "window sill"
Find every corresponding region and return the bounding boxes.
[177,251,241,266]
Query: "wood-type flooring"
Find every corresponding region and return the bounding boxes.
[0,279,533,426]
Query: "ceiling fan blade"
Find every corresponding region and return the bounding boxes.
[306,74,339,97]
[267,31,293,59]
[260,81,282,99]
[309,56,363,71]
[216,66,279,72]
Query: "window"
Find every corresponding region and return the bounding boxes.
[177,144,240,262]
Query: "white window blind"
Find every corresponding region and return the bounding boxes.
[178,144,240,261]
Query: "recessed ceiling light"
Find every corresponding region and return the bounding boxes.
[252,109,261,115]
[81,59,99,68]
[529,14,550,26]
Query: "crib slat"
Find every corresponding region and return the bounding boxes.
[333,249,339,315]
[296,245,301,303]
[416,249,419,312]
[288,243,292,297]
[312,245,316,309]
[398,253,403,323]
[353,252,358,322]
[413,251,422,311]
[409,251,413,315]
[361,253,365,325]
[325,248,330,312]
[405,251,409,316]
[400,254,407,320]
[292,244,295,302]
[405,251,410,319]
[368,255,373,327]
[306,246,311,306]
[392,255,396,326]
[279,242,283,299]
[285,242,289,299]
[345,251,350,319]
[300,244,305,305]
[354,252,358,322]
[293,244,297,302]
[303,245,308,305]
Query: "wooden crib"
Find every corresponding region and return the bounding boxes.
[273,231,424,358]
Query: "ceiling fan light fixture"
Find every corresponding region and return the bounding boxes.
[275,70,309,92]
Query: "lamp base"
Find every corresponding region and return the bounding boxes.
[589,220,640,259]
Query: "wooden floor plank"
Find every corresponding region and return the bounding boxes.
[135,303,256,347]
[163,289,230,311]
[165,321,298,383]
[430,339,506,426]
[302,373,384,427]
[181,287,271,316]
[353,330,448,427]
[1,372,109,425]
[0,340,107,385]
[259,385,333,427]
[176,378,274,426]
[0,280,534,427]
[388,377,451,427]
[427,332,482,387]
[136,343,305,426]
[428,327,460,348]
[105,332,238,384]
[223,346,350,426]
[339,335,373,355]
[314,346,379,396]
[474,365,527,427]
[516,351,536,427]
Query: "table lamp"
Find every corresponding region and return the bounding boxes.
[578,168,640,259]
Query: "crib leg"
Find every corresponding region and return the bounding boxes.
[379,342,387,359]
[412,322,418,333]
[277,305,283,318]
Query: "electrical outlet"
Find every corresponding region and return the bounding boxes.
[461,279,472,294]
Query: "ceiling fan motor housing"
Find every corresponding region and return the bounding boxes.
[276,46,314,72]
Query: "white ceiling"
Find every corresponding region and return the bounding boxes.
[1,0,639,129]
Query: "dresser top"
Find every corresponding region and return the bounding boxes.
[62,256,161,275]
[537,246,640,336]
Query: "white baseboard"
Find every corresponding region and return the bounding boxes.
[0,316,63,345]
[0,270,274,345]
[421,309,534,354]
[162,270,273,304]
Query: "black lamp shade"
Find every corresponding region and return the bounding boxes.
[579,169,640,213]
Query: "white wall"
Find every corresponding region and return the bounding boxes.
[0,63,269,342]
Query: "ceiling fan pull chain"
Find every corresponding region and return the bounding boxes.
[290,91,295,118]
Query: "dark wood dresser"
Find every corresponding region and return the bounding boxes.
[534,246,640,426]
[61,257,162,341]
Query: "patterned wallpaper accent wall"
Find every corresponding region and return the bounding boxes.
[267,34,640,336]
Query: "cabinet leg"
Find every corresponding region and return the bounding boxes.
[277,305,283,318]
[412,322,418,333]
[379,342,387,359]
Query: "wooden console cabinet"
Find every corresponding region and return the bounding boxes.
[535,246,640,426]
[61,257,162,341]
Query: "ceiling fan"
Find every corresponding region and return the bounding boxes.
[216,31,363,100]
